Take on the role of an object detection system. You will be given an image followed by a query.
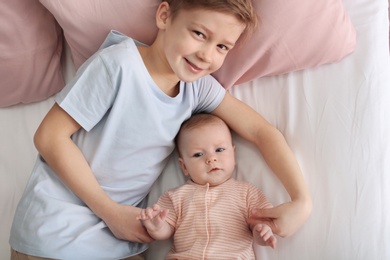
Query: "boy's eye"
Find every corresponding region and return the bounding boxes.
[217,44,228,51]
[193,152,203,157]
[216,148,225,152]
[193,31,205,39]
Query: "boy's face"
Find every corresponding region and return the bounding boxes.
[178,122,236,187]
[157,4,245,83]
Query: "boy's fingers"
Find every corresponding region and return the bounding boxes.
[252,207,277,218]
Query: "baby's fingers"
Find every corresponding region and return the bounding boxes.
[159,209,169,219]
[145,207,157,219]
[136,209,147,220]
[261,229,273,241]
[267,235,277,249]
[136,207,154,220]
[261,229,277,249]
[152,204,161,211]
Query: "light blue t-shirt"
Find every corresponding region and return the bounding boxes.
[9,31,225,260]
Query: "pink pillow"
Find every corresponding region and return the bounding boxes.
[39,0,159,70]
[39,0,356,89]
[214,0,357,87]
[0,0,64,107]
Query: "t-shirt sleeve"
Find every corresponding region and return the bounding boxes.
[55,54,116,132]
[191,75,226,114]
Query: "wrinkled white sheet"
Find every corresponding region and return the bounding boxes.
[1,0,389,259]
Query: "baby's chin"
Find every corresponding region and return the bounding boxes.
[207,178,231,187]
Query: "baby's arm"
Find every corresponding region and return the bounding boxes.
[137,204,174,240]
[253,223,277,249]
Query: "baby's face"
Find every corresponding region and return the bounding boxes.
[178,122,236,187]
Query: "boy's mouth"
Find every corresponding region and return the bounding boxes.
[185,58,204,72]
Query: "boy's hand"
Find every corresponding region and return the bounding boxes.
[253,224,277,249]
[102,203,154,243]
[136,204,169,232]
[248,199,311,238]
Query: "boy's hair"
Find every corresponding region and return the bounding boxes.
[163,0,258,38]
[175,113,232,155]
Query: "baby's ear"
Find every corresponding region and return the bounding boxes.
[178,158,189,176]
[155,2,170,30]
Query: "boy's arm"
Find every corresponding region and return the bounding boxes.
[34,103,153,243]
[212,92,312,237]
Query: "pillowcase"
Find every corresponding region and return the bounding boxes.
[39,0,159,70]
[39,0,356,89]
[0,0,64,107]
[214,0,357,87]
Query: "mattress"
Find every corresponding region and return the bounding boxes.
[0,0,389,259]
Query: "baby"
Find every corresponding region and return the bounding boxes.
[138,113,277,259]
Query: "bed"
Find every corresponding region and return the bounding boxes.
[1,0,389,259]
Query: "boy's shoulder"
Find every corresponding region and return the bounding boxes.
[93,31,145,71]
[93,30,142,64]
[99,30,137,50]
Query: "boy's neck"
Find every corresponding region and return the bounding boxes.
[137,45,180,97]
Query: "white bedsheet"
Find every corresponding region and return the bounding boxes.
[1,0,389,259]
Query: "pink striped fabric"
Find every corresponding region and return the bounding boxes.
[157,178,272,260]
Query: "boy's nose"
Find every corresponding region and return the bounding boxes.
[198,46,213,63]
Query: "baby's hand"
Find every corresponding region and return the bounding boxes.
[253,223,277,249]
[136,204,169,231]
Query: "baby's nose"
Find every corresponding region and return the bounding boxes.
[206,157,217,164]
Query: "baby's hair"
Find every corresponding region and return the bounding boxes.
[163,0,258,39]
[175,113,232,155]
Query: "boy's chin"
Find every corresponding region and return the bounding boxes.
[179,74,206,83]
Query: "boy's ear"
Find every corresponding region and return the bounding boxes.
[178,158,189,176]
[155,2,170,30]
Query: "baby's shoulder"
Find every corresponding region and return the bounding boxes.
[226,178,263,194]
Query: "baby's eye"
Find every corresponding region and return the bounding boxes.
[216,148,225,153]
[193,152,203,157]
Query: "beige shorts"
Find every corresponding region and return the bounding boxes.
[10,248,145,260]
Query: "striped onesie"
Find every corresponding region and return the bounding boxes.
[157,178,272,260]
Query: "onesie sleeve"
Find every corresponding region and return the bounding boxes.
[156,191,178,229]
[246,183,273,215]
[55,53,116,132]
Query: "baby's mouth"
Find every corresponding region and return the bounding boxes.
[208,167,220,173]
